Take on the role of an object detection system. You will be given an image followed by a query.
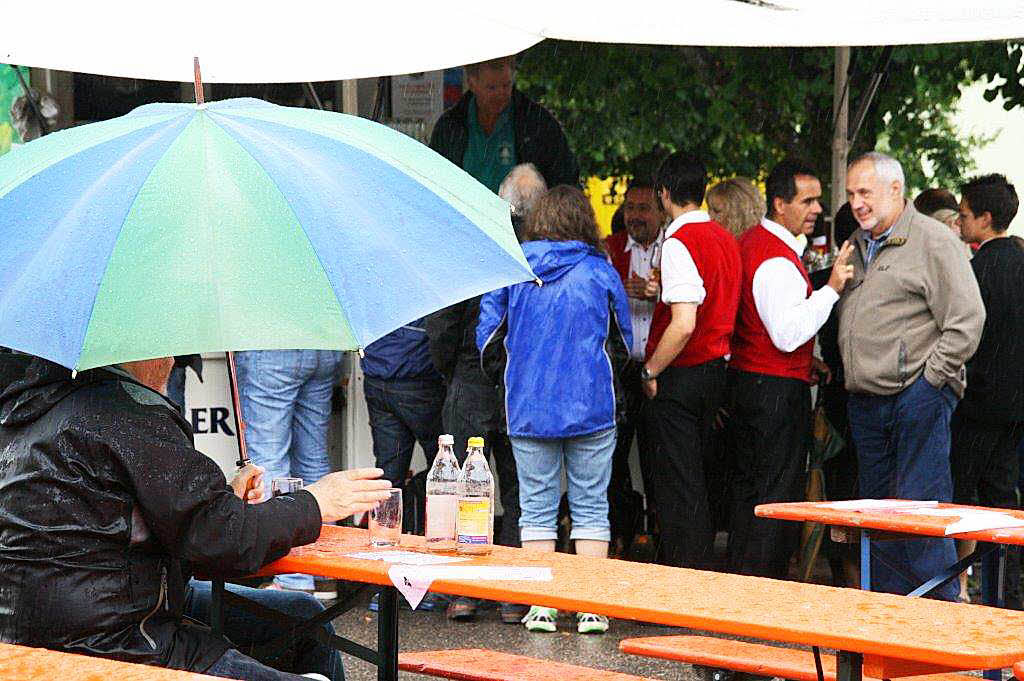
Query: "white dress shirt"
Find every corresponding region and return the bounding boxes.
[660,210,709,306]
[752,218,839,353]
[624,233,662,360]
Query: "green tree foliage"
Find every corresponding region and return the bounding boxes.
[515,41,1022,197]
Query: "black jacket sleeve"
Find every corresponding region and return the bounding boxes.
[426,301,468,382]
[102,393,321,577]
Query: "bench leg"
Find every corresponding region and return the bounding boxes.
[377,586,399,681]
[836,651,862,681]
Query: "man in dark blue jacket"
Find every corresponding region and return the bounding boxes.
[361,318,446,491]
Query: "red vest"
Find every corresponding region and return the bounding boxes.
[605,231,631,282]
[645,219,741,367]
[730,224,814,382]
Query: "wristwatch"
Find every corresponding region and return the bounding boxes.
[640,365,656,382]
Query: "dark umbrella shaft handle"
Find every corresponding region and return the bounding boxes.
[225,351,250,468]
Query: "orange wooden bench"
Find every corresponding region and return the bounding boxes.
[398,648,656,680]
[0,642,219,680]
[619,636,976,681]
[1013,660,1024,680]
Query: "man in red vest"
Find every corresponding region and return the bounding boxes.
[727,160,854,578]
[641,152,741,569]
[604,180,664,553]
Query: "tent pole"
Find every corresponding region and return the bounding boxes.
[831,46,851,246]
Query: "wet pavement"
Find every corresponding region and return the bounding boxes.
[330,588,694,680]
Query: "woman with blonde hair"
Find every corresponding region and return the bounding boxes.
[707,177,765,237]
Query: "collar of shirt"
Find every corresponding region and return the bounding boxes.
[625,232,662,252]
[760,217,804,257]
[868,225,894,245]
[665,209,711,237]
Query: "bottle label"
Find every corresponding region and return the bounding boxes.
[457,498,491,545]
[425,495,458,539]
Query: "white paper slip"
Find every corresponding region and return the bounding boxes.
[387,565,553,609]
[890,508,1024,535]
[823,499,940,512]
[345,550,469,565]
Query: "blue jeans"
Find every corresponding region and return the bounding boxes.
[235,349,343,590]
[848,373,959,601]
[511,428,615,542]
[363,375,445,488]
[187,580,342,680]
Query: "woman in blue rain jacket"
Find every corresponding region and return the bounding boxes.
[477,185,631,635]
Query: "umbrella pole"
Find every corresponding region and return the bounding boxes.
[225,351,250,469]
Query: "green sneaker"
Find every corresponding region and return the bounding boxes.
[521,605,558,632]
[576,612,609,634]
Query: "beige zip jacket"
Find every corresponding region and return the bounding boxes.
[837,201,984,398]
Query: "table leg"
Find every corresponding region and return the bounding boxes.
[377,586,399,681]
[981,545,1008,681]
[837,651,863,681]
[210,579,224,637]
[860,531,871,591]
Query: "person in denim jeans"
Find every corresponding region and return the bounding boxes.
[361,319,445,490]
[235,349,344,594]
[839,153,984,600]
[478,186,631,634]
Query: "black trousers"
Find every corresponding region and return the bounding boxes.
[609,362,658,541]
[443,378,520,548]
[950,411,1022,607]
[726,369,810,578]
[648,359,727,569]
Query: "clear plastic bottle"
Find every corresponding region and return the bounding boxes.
[456,436,494,555]
[425,434,461,553]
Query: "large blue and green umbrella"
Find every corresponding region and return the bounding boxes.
[0,98,534,371]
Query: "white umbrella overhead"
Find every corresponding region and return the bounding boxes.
[8,0,1024,83]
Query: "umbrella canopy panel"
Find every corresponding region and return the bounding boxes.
[0,99,532,371]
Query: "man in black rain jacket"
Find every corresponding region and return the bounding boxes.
[0,352,390,678]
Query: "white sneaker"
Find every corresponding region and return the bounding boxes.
[522,605,558,632]
[576,612,609,634]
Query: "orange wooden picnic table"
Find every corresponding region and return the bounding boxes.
[755,501,1024,545]
[756,500,1024,681]
[0,642,219,680]
[208,524,1024,681]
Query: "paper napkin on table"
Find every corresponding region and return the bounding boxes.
[387,565,553,609]
[345,550,468,565]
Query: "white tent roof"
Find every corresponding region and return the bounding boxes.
[6,0,1024,83]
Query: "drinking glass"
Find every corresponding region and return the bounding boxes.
[271,477,303,497]
[369,488,402,547]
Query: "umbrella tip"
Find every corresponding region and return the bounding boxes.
[70,369,77,379]
[193,56,205,106]
[534,278,543,287]
[357,347,365,359]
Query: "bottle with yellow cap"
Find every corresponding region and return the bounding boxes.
[455,436,494,554]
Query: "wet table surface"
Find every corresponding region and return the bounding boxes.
[0,642,219,679]
[755,500,1024,543]
[259,525,1024,677]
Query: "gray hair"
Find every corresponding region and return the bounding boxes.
[499,163,547,218]
[851,151,905,188]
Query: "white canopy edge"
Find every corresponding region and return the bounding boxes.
[4,0,1023,83]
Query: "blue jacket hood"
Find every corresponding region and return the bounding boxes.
[523,240,596,284]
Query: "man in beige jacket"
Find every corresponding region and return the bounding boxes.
[839,152,984,601]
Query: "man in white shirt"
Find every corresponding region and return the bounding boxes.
[604,180,664,553]
[641,153,742,569]
[726,160,854,577]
